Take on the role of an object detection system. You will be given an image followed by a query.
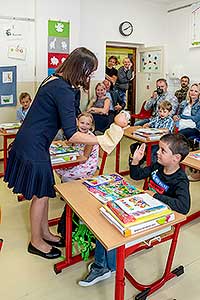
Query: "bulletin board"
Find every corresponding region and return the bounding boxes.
[48,20,70,75]
[0,66,17,107]
[0,18,35,85]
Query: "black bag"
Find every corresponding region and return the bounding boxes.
[57,205,80,239]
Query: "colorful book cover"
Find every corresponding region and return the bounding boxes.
[87,179,142,203]
[100,207,174,237]
[83,174,123,187]
[49,144,79,156]
[115,193,167,216]
[107,201,136,223]
[103,205,172,228]
[189,152,200,160]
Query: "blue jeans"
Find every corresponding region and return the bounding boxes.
[116,89,126,107]
[93,239,116,271]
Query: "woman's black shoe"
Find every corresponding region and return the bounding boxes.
[43,237,65,247]
[28,242,61,259]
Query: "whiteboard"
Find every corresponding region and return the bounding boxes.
[0,18,35,82]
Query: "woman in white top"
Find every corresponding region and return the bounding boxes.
[173,83,200,139]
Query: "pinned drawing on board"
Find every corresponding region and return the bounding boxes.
[2,71,13,83]
[140,51,161,73]
[8,45,26,60]
[1,95,13,105]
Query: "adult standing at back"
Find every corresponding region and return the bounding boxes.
[175,75,190,104]
[4,47,99,260]
[105,55,118,89]
[115,57,134,106]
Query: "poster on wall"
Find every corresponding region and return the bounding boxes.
[48,20,70,75]
[0,66,17,107]
[191,2,200,47]
[140,51,161,73]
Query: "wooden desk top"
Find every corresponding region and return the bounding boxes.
[55,180,185,251]
[182,150,200,170]
[0,129,18,136]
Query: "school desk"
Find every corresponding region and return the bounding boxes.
[181,150,200,226]
[115,126,163,189]
[0,130,18,178]
[54,179,185,300]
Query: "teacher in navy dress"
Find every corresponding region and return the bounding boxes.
[4,47,98,259]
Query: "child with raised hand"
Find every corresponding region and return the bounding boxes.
[16,92,32,122]
[55,112,99,182]
[130,133,190,215]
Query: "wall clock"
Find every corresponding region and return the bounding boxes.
[119,21,133,36]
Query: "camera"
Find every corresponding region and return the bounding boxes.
[155,87,164,95]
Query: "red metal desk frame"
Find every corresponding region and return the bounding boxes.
[53,181,185,300]
[0,132,17,178]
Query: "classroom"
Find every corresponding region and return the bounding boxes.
[0,0,200,299]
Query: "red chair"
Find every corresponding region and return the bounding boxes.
[131,101,153,124]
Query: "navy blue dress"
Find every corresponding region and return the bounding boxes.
[4,77,77,200]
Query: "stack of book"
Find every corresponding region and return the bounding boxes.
[100,193,174,236]
[0,122,21,134]
[50,144,79,164]
[83,174,174,237]
[83,174,142,204]
[133,128,168,141]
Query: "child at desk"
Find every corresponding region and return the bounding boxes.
[143,100,174,163]
[16,92,32,122]
[143,100,174,132]
[55,112,99,182]
[79,133,190,287]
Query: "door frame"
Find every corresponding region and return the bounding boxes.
[106,43,138,114]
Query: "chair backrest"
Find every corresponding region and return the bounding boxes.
[131,101,153,121]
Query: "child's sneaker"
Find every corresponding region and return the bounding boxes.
[88,262,116,274]
[78,268,111,287]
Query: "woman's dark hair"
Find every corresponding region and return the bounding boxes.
[56,47,98,90]
[160,133,189,161]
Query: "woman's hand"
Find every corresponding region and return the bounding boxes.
[131,143,146,165]
[143,123,150,128]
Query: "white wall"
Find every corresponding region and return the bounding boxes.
[167,0,200,87]
[79,0,168,81]
[35,0,81,82]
